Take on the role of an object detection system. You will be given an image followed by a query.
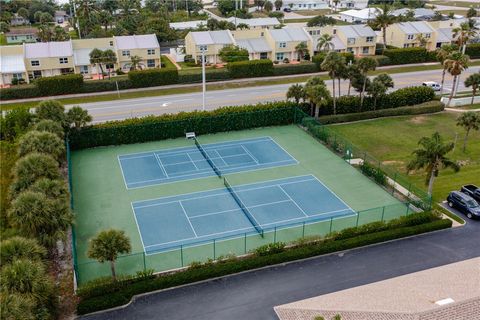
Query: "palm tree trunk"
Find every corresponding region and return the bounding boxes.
[440,68,446,96]
[338,78,341,97]
[382,27,387,54]
[347,80,351,96]
[471,87,476,105]
[314,105,319,118]
[447,75,457,107]
[427,169,436,195]
[110,260,116,281]
[332,76,337,115]
[463,128,470,152]
[360,77,367,108]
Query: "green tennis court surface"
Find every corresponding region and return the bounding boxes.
[71,125,408,284]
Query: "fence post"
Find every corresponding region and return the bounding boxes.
[356,211,360,227]
[143,252,146,272]
[392,172,397,195]
[180,245,184,267]
[244,233,247,254]
[213,239,216,260]
[381,206,385,222]
[302,221,305,238]
[329,217,333,233]
[274,226,277,243]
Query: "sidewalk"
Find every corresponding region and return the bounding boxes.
[0,61,447,105]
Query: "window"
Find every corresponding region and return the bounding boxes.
[260,52,268,59]
[279,42,286,48]
[59,57,68,64]
[32,70,42,79]
[366,36,374,43]
[147,59,155,67]
[347,38,355,45]
[31,60,40,67]
[105,63,114,69]
[12,73,23,80]
[80,65,89,74]
[60,68,73,74]
[260,32,264,36]
[198,45,207,51]
[347,47,354,53]
[276,52,284,61]
[109,41,113,46]
[122,50,130,56]
[147,49,155,55]
[407,34,414,40]
[26,35,32,39]
[403,43,409,48]
[425,33,431,38]
[11,36,18,40]
[362,47,369,54]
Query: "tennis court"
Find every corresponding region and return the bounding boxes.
[119,136,298,189]
[132,175,355,254]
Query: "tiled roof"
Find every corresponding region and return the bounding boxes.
[338,25,376,38]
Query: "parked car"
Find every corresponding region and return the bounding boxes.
[283,7,292,12]
[422,81,441,91]
[461,184,480,202]
[447,191,480,219]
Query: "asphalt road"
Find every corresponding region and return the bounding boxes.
[69,67,480,123]
[82,210,479,320]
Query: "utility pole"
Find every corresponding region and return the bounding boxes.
[201,47,206,111]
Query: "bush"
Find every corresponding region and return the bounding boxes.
[69,101,297,150]
[312,53,326,70]
[0,85,40,100]
[76,218,451,314]
[360,161,387,185]
[340,52,355,64]
[254,242,286,256]
[318,101,443,124]
[0,107,34,141]
[36,100,66,124]
[17,130,65,160]
[466,43,480,58]
[81,77,132,93]
[372,55,391,66]
[33,120,65,139]
[178,68,230,83]
[35,74,84,96]
[273,62,318,76]
[227,59,274,78]
[128,69,179,88]
[383,47,436,65]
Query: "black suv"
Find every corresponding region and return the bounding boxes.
[447,191,480,220]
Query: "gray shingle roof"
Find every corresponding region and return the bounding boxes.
[236,38,272,53]
[226,17,280,27]
[24,41,73,58]
[269,28,310,42]
[338,25,376,38]
[115,34,160,50]
[0,55,26,73]
[190,31,234,45]
[397,21,434,34]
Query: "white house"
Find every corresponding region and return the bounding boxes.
[339,8,380,24]
[330,0,368,10]
[169,20,207,30]
[280,0,329,11]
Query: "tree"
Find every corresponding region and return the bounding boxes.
[317,34,334,52]
[307,15,336,27]
[90,48,106,79]
[17,131,65,161]
[10,153,60,196]
[295,42,308,60]
[102,49,117,79]
[444,51,469,107]
[0,237,46,265]
[0,21,10,33]
[407,132,459,195]
[432,11,443,21]
[357,57,378,107]
[0,107,34,141]
[264,1,273,12]
[219,45,249,62]
[415,33,428,48]
[36,100,66,125]
[236,23,250,30]
[218,0,237,16]
[467,7,477,18]
[345,63,360,96]
[436,44,458,96]
[0,293,36,320]
[305,84,331,118]
[286,83,306,104]
[456,112,480,152]
[17,8,30,21]
[370,4,396,52]
[274,0,283,11]
[321,52,345,115]
[33,120,64,139]
[464,73,480,105]
[367,79,387,110]
[52,25,69,41]
[453,22,476,52]
[37,24,52,42]
[332,0,340,12]
[374,73,394,89]
[128,55,144,71]
[29,178,69,201]
[75,0,100,37]
[66,106,93,129]
[88,229,132,280]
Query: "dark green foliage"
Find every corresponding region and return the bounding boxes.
[273,62,318,76]
[35,74,84,96]
[372,55,391,66]
[312,53,326,70]
[0,107,34,141]
[254,242,286,256]
[36,100,66,125]
[383,47,436,65]
[360,161,387,185]
[76,218,451,314]
[317,101,444,124]
[0,85,40,100]
[340,52,355,64]
[178,68,230,83]
[227,59,274,78]
[465,43,480,58]
[69,102,297,150]
[81,77,133,93]
[128,68,179,88]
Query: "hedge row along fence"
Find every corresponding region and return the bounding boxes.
[76,216,451,314]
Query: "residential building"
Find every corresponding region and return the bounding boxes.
[264,28,313,62]
[339,8,379,24]
[232,29,273,60]
[0,34,160,85]
[185,30,235,64]
[306,24,376,55]
[392,8,436,21]
[10,13,29,26]
[5,28,37,44]
[169,20,207,30]
[54,10,69,26]
[280,0,329,11]
[226,17,281,29]
[330,0,368,10]
[385,21,436,50]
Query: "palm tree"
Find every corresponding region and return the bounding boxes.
[76,0,99,37]
[34,120,65,139]
[332,0,340,12]
[17,130,65,161]
[37,24,52,42]
[371,4,396,52]
[317,34,335,53]
[66,106,93,129]
[286,84,306,104]
[0,237,46,265]
[444,51,469,107]
[305,76,326,115]
[102,49,117,79]
[305,84,331,118]
[415,34,428,48]
[321,52,346,115]
[274,0,283,11]
[436,45,457,96]
[367,79,387,110]
[357,57,378,108]
[407,132,460,195]
[295,42,308,61]
[456,112,480,152]
[345,64,360,96]
[128,55,144,71]
[0,293,36,320]
[89,48,105,79]
[453,22,476,53]
[88,229,132,281]
[464,73,480,105]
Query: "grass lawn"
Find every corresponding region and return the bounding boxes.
[328,112,480,203]
[295,9,332,16]
[428,1,476,8]
[161,55,177,69]
[453,103,480,110]
[283,18,311,23]
[251,10,269,18]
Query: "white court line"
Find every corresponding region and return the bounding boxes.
[179,201,198,237]
[211,149,229,167]
[154,153,169,178]
[278,185,309,217]
[186,153,199,171]
[259,208,354,228]
[266,136,299,164]
[310,175,356,214]
[241,145,259,164]
[131,202,147,254]
[117,156,129,190]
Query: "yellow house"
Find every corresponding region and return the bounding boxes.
[72,37,114,76]
[385,21,436,50]
[0,45,28,86]
[114,35,161,72]
[24,41,75,81]
[264,28,313,62]
[185,30,236,64]
[232,29,272,60]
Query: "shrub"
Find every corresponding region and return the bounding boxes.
[17,130,65,161]
[33,120,65,139]
[372,55,391,66]
[360,161,387,185]
[35,74,84,96]
[340,52,355,64]
[0,236,47,265]
[386,86,435,107]
[35,100,66,124]
[254,242,286,256]
[465,43,480,58]
[383,47,435,65]
[0,85,41,100]
[227,59,274,78]
[312,53,326,70]
[128,69,179,88]
[0,107,34,141]
[178,68,230,83]
[81,77,132,93]
[273,62,318,76]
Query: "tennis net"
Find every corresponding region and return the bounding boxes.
[194,138,222,178]
[224,177,263,237]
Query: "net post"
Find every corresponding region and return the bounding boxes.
[302,221,305,238]
[143,252,146,272]
[356,211,360,227]
[244,233,247,254]
[329,217,333,233]
[381,206,385,222]
[180,245,184,267]
[213,239,216,260]
[274,226,277,243]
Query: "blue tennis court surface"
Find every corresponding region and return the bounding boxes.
[119,137,298,189]
[132,175,355,254]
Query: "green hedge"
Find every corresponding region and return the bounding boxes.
[318,101,443,124]
[128,68,179,88]
[372,55,391,66]
[69,102,297,150]
[273,62,318,76]
[465,43,480,59]
[227,59,274,78]
[35,74,84,96]
[0,85,40,100]
[383,47,436,65]
[81,77,133,93]
[76,218,451,314]
[178,68,231,83]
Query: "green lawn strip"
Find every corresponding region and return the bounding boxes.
[76,218,451,315]
[434,203,465,225]
[450,103,480,110]
[160,55,177,69]
[428,1,474,8]
[328,112,480,203]
[284,18,311,23]
[4,61,479,110]
[294,9,332,16]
